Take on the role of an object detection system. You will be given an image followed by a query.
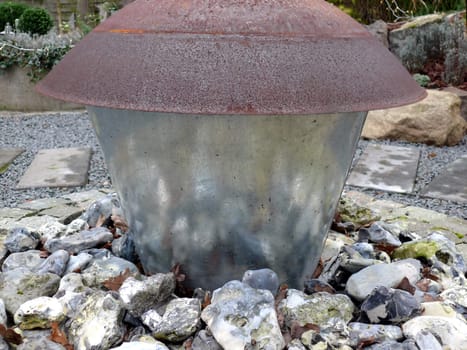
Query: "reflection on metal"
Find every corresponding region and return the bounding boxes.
[36,0,426,114]
[89,107,367,289]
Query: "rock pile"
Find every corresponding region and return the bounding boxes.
[0,193,466,349]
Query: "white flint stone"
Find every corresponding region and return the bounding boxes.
[38,221,67,241]
[66,218,89,235]
[110,341,169,349]
[441,286,467,308]
[55,273,90,317]
[278,289,355,327]
[201,280,285,350]
[348,322,403,347]
[415,331,443,350]
[402,316,467,349]
[345,259,421,301]
[287,339,307,350]
[141,309,163,330]
[64,252,93,274]
[81,255,140,287]
[68,291,125,350]
[144,298,201,342]
[421,302,459,318]
[2,250,43,272]
[119,273,175,317]
[14,296,65,329]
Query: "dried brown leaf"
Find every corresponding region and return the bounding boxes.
[202,292,212,309]
[102,268,132,291]
[49,322,73,350]
[396,277,416,295]
[357,337,377,350]
[290,322,319,339]
[416,278,431,292]
[95,214,107,228]
[0,324,22,345]
[111,214,129,233]
[311,259,324,279]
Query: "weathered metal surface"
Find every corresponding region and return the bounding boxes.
[36,0,426,114]
[88,107,367,289]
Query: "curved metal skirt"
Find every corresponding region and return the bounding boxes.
[88,107,367,290]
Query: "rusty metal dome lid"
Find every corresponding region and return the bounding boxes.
[36,0,426,114]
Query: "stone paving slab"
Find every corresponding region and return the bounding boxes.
[0,148,24,174]
[420,154,467,203]
[346,144,420,194]
[16,148,92,189]
[342,191,467,245]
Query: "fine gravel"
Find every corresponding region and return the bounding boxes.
[0,111,466,220]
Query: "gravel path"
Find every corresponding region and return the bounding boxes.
[1,111,466,219]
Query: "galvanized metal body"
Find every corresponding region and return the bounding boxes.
[36,0,426,114]
[89,107,366,289]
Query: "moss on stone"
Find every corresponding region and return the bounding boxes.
[393,241,440,260]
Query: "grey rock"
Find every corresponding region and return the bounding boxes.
[363,339,418,350]
[352,242,375,259]
[192,330,222,350]
[82,193,122,227]
[112,232,137,262]
[402,316,467,349]
[201,280,285,350]
[18,337,67,350]
[2,250,43,272]
[36,249,70,276]
[339,246,382,273]
[0,269,60,315]
[0,299,6,325]
[64,252,93,274]
[278,289,355,327]
[365,222,402,247]
[40,204,83,225]
[14,296,65,329]
[110,341,170,350]
[345,259,421,301]
[0,338,8,350]
[44,227,113,254]
[361,286,422,323]
[366,20,389,47]
[68,291,125,350]
[119,273,175,317]
[4,227,39,252]
[415,331,443,350]
[242,268,279,295]
[81,254,140,287]
[348,322,403,347]
[142,298,200,342]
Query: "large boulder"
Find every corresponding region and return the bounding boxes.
[362,90,466,146]
[389,12,466,85]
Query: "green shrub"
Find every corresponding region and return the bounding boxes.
[0,2,30,31]
[18,7,54,36]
